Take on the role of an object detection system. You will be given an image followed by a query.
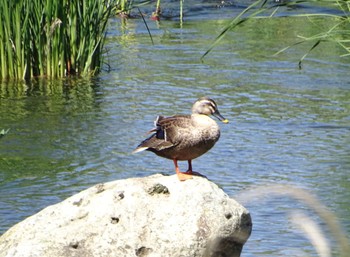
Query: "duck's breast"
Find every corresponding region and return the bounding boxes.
[171,115,220,160]
[191,114,220,142]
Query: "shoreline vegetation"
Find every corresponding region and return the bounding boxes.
[0,0,114,81]
[0,0,349,81]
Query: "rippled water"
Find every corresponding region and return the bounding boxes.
[1,2,350,256]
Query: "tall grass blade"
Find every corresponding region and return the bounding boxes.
[202,0,350,65]
[0,0,115,81]
[201,0,275,60]
[298,40,321,69]
[138,7,154,45]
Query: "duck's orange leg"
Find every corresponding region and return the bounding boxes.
[186,160,193,173]
[173,159,193,181]
[185,160,205,178]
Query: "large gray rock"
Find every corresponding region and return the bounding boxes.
[0,174,252,257]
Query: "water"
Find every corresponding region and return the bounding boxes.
[1,2,350,256]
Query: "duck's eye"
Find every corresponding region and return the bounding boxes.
[200,103,215,114]
[204,101,217,111]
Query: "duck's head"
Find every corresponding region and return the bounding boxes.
[192,97,229,123]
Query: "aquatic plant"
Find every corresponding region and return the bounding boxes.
[0,0,114,81]
[115,0,134,16]
[0,129,10,139]
[202,0,350,68]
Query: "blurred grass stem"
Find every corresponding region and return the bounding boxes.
[237,184,350,257]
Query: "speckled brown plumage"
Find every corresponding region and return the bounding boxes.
[133,97,228,181]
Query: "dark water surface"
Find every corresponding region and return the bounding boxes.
[1,2,350,256]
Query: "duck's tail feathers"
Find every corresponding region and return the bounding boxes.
[132,147,149,154]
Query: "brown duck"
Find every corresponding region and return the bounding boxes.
[133,97,229,181]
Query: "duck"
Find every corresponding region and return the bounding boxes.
[133,97,229,181]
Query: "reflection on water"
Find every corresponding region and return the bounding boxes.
[1,5,350,257]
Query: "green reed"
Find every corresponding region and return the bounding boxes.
[0,0,114,81]
[202,0,350,67]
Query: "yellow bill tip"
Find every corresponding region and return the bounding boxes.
[222,119,229,124]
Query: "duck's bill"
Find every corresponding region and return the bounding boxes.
[213,111,229,123]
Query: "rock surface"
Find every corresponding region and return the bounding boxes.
[0,174,252,257]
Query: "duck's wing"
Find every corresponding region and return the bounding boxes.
[156,115,192,142]
[132,115,191,153]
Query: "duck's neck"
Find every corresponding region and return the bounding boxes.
[191,114,217,126]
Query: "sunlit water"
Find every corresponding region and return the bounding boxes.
[1,2,349,256]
